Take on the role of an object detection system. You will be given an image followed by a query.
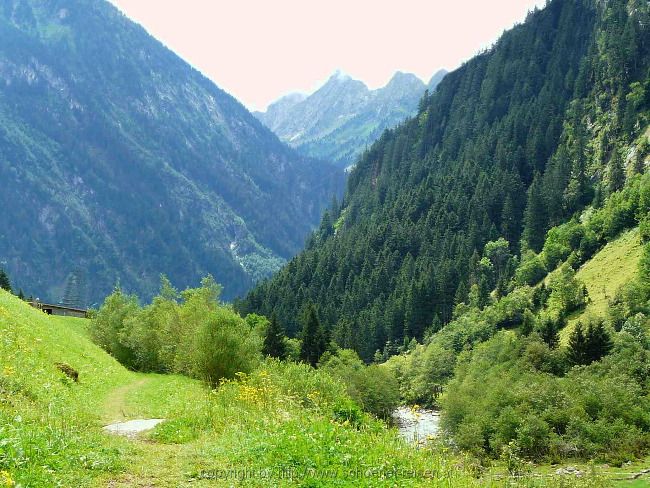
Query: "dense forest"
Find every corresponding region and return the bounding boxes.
[239,0,650,361]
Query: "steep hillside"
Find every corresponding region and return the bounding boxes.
[255,69,447,168]
[383,169,650,466]
[0,0,343,304]
[559,228,643,341]
[240,0,650,359]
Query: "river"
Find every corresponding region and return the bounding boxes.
[392,407,441,444]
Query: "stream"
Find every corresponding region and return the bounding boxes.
[392,407,441,444]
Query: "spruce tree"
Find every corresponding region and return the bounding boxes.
[608,152,625,194]
[567,322,588,365]
[584,320,612,364]
[522,174,548,253]
[263,313,287,360]
[538,317,559,349]
[300,305,327,367]
[501,195,518,245]
[0,268,12,294]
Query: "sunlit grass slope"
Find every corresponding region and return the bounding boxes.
[560,228,642,342]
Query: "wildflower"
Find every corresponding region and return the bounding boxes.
[2,365,14,376]
[0,471,14,487]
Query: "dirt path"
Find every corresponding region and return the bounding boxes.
[105,443,191,488]
[99,376,208,488]
[102,376,150,423]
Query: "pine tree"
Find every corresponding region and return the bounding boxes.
[538,317,559,349]
[584,320,613,364]
[501,195,518,245]
[0,268,12,294]
[522,174,548,253]
[608,152,625,194]
[567,322,588,365]
[263,313,287,360]
[300,305,327,367]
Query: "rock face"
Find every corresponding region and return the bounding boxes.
[0,0,344,303]
[255,69,447,168]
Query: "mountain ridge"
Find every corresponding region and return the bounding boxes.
[0,0,344,303]
[255,69,447,167]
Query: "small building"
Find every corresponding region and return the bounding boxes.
[31,301,88,318]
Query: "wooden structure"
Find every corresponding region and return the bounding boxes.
[30,301,88,318]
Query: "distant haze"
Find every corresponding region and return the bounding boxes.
[107,0,547,111]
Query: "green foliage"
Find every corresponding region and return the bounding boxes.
[188,307,261,387]
[567,319,613,366]
[546,264,588,323]
[516,252,548,286]
[90,287,140,367]
[91,276,260,386]
[262,313,287,360]
[442,330,650,463]
[0,268,12,294]
[300,304,328,367]
[523,174,549,253]
[241,0,650,363]
[321,350,400,419]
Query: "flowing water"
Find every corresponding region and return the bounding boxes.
[392,407,440,444]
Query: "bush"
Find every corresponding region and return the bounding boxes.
[190,307,261,387]
[441,330,650,462]
[89,288,139,368]
[321,350,400,419]
[91,276,262,386]
[515,252,547,286]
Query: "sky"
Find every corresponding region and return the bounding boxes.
[107,0,548,112]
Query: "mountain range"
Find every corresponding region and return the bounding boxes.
[0,0,344,304]
[254,69,447,168]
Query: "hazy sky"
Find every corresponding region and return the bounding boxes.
[107,0,547,111]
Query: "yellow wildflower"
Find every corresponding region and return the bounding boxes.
[2,365,15,377]
[0,471,14,487]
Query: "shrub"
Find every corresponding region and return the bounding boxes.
[91,276,262,387]
[515,252,547,286]
[321,350,400,418]
[89,287,139,367]
[189,307,261,387]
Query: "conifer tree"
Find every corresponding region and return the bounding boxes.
[300,305,327,367]
[538,317,559,349]
[608,152,625,194]
[0,268,12,294]
[522,174,548,253]
[584,320,613,364]
[263,313,287,360]
[501,195,518,245]
[567,322,588,365]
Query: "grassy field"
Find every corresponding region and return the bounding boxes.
[560,228,643,343]
[1,289,648,487]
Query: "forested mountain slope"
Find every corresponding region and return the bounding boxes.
[240,0,650,360]
[0,0,343,304]
[255,70,447,168]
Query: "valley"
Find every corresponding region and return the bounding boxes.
[1,0,650,486]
